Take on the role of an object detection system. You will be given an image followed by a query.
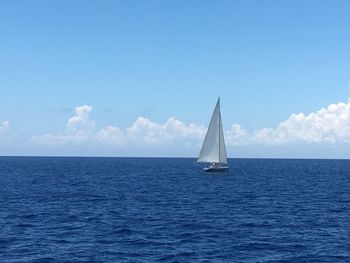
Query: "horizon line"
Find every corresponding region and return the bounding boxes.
[1,155,350,161]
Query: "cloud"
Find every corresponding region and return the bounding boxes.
[126,117,206,145]
[31,105,95,146]
[30,97,350,155]
[94,117,207,146]
[0,121,10,134]
[31,106,208,148]
[66,105,95,135]
[252,98,350,144]
[225,124,249,146]
[95,125,125,146]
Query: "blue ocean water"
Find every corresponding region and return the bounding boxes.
[0,157,349,263]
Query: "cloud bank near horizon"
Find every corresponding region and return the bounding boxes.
[30,105,208,148]
[252,99,350,144]
[28,98,350,153]
[29,100,350,146]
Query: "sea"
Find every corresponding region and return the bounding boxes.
[0,157,349,263]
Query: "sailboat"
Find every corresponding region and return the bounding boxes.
[197,97,229,172]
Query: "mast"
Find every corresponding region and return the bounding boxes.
[218,97,221,163]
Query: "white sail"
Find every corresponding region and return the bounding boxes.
[197,98,228,164]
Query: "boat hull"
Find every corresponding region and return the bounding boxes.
[203,166,229,172]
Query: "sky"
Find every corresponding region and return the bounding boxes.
[1,0,350,158]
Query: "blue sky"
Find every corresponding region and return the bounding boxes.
[1,1,350,157]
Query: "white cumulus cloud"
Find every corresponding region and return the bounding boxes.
[225,124,249,146]
[252,98,350,144]
[31,107,207,148]
[95,125,125,146]
[126,117,206,145]
[31,105,95,146]
[0,121,9,134]
[66,105,95,135]
[30,97,350,155]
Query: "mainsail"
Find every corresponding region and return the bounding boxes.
[197,98,228,164]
